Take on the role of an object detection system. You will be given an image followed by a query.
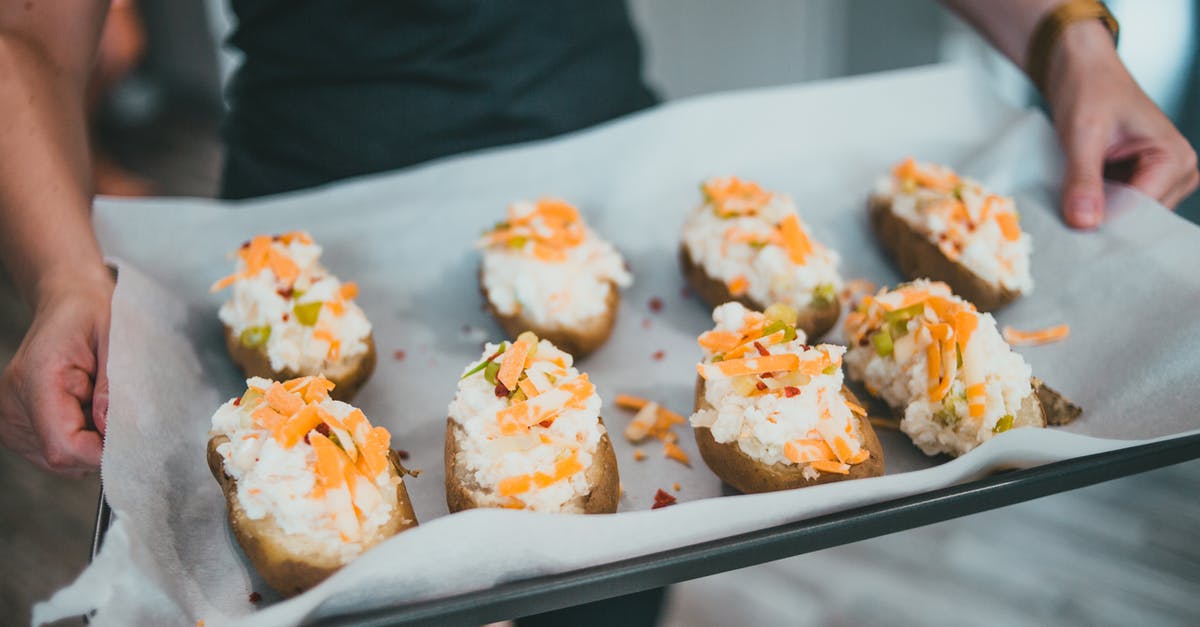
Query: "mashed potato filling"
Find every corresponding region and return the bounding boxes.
[682,176,842,310]
[843,280,1035,457]
[873,159,1033,294]
[690,302,870,480]
[479,199,632,328]
[213,232,372,374]
[448,336,606,513]
[211,375,399,560]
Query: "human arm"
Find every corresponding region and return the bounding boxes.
[0,0,114,476]
[940,0,1199,228]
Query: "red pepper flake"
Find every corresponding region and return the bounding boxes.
[652,489,677,509]
[393,349,406,361]
[282,312,290,322]
[760,372,774,378]
[753,341,770,356]
[232,397,241,407]
[652,350,665,361]
[276,287,294,299]
[396,449,410,460]
[784,386,801,397]
[315,422,332,437]
[538,419,554,428]
[755,381,768,391]
[642,318,652,330]
[648,297,663,313]
[239,240,251,250]
[494,383,509,398]
[248,591,262,603]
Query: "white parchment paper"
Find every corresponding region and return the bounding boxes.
[34,64,1200,627]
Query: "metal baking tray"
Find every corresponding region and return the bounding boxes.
[90,431,1200,625]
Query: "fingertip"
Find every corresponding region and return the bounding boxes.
[93,387,109,435]
[1063,194,1104,230]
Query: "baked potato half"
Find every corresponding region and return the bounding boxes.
[223,326,376,402]
[680,245,840,341]
[843,280,1050,457]
[868,159,1032,312]
[680,176,844,340]
[444,417,619,514]
[480,272,620,361]
[444,332,620,514]
[693,378,884,493]
[477,198,631,360]
[207,375,417,597]
[212,231,377,401]
[689,301,884,494]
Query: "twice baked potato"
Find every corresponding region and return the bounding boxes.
[207,375,417,597]
[211,231,376,401]
[869,159,1033,312]
[843,280,1047,457]
[689,302,884,493]
[680,176,843,340]
[477,199,632,359]
[445,332,619,513]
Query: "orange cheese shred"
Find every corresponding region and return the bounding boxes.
[778,213,813,265]
[699,354,801,379]
[497,338,531,391]
[1003,324,1070,347]
[810,460,851,475]
[994,211,1022,241]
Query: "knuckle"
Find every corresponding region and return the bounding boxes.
[43,446,73,471]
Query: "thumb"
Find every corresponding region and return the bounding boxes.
[1060,126,1108,230]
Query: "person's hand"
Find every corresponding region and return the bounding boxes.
[1045,23,1199,229]
[0,268,113,476]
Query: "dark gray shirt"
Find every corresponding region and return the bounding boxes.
[221,0,657,198]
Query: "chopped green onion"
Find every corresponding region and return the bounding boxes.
[239,326,271,348]
[761,320,787,338]
[483,360,501,385]
[993,415,1014,433]
[508,236,528,249]
[763,303,799,326]
[293,301,323,326]
[822,364,838,375]
[811,283,836,308]
[872,330,894,357]
[883,302,925,324]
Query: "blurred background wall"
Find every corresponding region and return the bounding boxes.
[98,0,1200,218]
[3,2,1198,625]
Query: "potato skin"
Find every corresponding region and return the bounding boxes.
[868,195,1020,312]
[444,417,620,514]
[691,376,885,494]
[478,268,620,360]
[679,244,841,341]
[207,435,417,597]
[222,326,377,401]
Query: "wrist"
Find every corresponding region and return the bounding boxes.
[33,260,114,308]
[1043,19,1124,109]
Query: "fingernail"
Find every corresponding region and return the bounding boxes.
[1068,198,1101,229]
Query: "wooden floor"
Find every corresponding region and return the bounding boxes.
[2,108,1198,627]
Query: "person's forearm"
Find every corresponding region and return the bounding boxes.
[0,2,111,305]
[939,0,1117,83]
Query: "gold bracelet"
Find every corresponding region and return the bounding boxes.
[1026,0,1120,94]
